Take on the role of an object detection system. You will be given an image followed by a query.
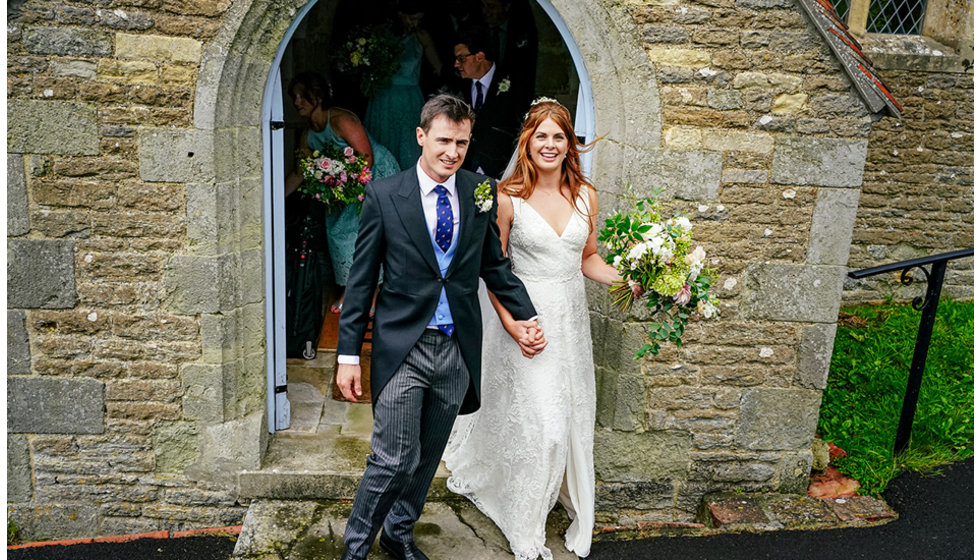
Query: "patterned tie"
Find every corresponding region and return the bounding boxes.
[434,185,453,253]
[434,185,454,337]
[473,81,484,111]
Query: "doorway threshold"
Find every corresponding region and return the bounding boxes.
[241,353,453,501]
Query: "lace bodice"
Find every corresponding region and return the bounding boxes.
[507,192,590,283]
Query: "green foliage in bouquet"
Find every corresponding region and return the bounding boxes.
[598,187,720,358]
[334,26,404,97]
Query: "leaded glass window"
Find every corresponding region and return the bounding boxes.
[866,0,928,34]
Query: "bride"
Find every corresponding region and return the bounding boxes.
[445,99,639,559]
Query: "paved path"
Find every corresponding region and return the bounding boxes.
[590,458,973,560]
[8,459,972,560]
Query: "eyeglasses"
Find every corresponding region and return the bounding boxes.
[454,52,474,63]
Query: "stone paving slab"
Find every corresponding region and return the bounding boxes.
[694,491,897,533]
[232,499,579,560]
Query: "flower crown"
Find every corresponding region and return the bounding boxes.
[523,96,560,122]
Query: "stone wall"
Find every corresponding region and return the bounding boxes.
[842,35,974,304]
[6,0,252,541]
[583,0,873,525]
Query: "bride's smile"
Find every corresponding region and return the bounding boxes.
[529,117,568,172]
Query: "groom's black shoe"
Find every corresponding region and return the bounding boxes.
[379,529,430,560]
[339,547,361,560]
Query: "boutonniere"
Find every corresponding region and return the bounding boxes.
[474,179,493,213]
[497,77,511,95]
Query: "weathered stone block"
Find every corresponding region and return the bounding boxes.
[742,264,845,324]
[777,451,814,493]
[8,311,31,375]
[707,89,743,110]
[797,323,837,389]
[22,26,112,56]
[197,411,266,478]
[646,46,712,67]
[51,59,98,79]
[139,128,215,183]
[663,127,703,151]
[735,388,822,450]
[773,93,808,114]
[182,363,227,422]
[721,169,768,184]
[8,154,29,236]
[116,33,202,63]
[642,25,690,44]
[594,429,691,482]
[161,254,234,314]
[8,100,99,155]
[807,189,861,266]
[7,504,99,541]
[8,435,32,502]
[705,130,773,154]
[612,372,645,431]
[616,145,722,201]
[596,479,675,510]
[771,136,868,188]
[8,377,104,434]
[153,422,201,473]
[7,239,78,309]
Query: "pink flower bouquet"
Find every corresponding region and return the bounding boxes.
[297,145,372,212]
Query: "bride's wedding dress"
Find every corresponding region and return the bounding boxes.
[445,191,596,560]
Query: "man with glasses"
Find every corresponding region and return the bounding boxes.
[452,27,529,179]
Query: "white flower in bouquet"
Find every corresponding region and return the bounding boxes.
[641,222,664,241]
[627,240,650,262]
[685,245,706,280]
[671,216,693,231]
[697,299,718,319]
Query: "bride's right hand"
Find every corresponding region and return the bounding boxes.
[508,320,548,358]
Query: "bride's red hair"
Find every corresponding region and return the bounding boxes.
[499,100,600,226]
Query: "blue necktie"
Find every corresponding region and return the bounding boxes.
[434,185,453,253]
[434,185,455,337]
[474,81,484,111]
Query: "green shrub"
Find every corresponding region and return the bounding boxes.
[817,299,974,495]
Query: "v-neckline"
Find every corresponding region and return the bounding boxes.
[521,197,575,239]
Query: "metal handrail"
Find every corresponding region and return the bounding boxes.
[846,247,974,454]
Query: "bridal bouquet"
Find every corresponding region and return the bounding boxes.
[598,188,720,358]
[297,145,372,212]
[334,26,403,96]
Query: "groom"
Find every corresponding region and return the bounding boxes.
[335,94,543,560]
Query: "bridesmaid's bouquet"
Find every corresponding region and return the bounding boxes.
[297,145,372,212]
[598,188,720,358]
[334,26,404,97]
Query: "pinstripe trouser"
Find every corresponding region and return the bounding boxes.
[343,329,469,557]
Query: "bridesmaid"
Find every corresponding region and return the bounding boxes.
[285,71,398,311]
[364,0,443,170]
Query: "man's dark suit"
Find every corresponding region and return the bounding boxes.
[336,165,535,557]
[337,166,534,413]
[459,70,527,179]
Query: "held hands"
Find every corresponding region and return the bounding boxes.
[336,363,363,403]
[510,319,547,359]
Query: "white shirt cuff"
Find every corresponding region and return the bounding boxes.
[337,355,360,365]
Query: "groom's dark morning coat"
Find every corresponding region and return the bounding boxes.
[337,167,536,414]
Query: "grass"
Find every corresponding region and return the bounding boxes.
[816,298,974,495]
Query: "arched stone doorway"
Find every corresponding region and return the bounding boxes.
[175,0,663,482]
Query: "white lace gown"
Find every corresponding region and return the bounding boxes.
[445,192,596,560]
